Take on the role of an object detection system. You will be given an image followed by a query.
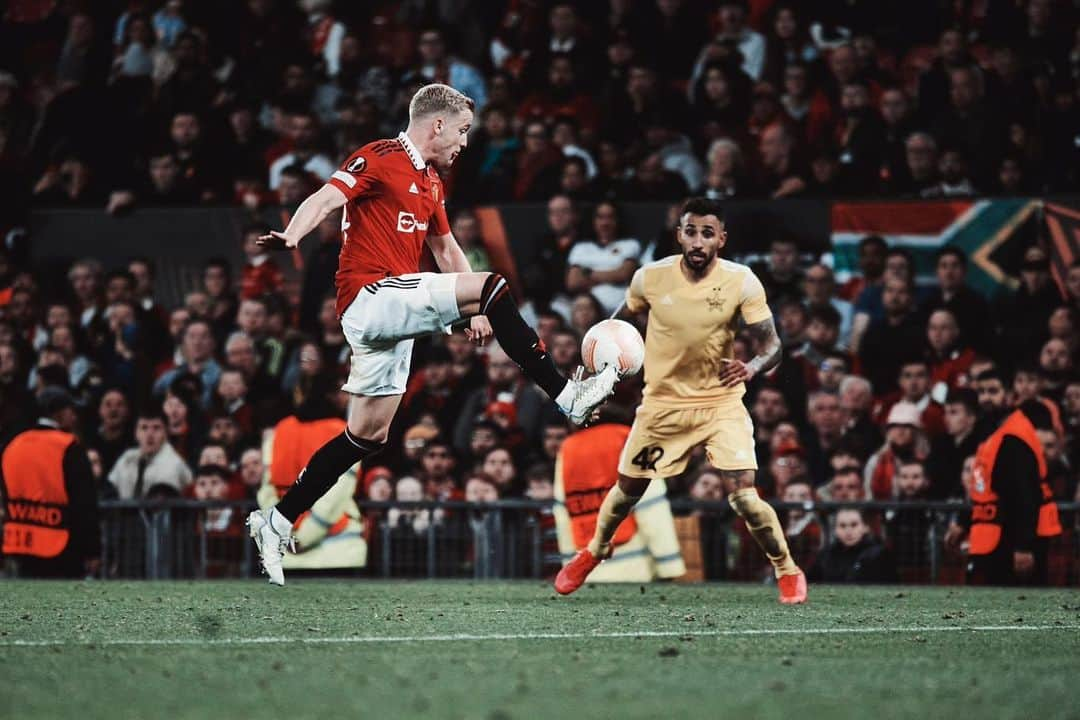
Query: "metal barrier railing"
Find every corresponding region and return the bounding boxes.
[5,499,1076,583]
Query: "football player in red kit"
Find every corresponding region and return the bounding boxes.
[248,83,618,585]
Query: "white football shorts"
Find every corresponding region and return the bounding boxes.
[340,272,461,396]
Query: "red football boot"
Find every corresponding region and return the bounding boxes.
[777,570,808,605]
[554,548,607,595]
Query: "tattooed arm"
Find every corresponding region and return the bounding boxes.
[717,316,783,387]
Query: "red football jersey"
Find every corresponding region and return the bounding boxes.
[327,132,450,316]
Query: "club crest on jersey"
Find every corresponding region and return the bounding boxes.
[397,211,428,233]
[706,286,726,312]
[346,156,366,173]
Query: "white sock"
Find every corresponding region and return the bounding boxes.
[269,507,293,535]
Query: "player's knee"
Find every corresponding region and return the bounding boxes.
[346,419,390,445]
[720,469,756,492]
[617,475,650,498]
[727,486,767,523]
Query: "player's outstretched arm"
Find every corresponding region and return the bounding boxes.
[259,183,348,250]
[718,316,782,387]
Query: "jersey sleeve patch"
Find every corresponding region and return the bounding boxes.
[331,170,357,188]
[346,156,366,173]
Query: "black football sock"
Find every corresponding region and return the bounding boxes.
[480,274,569,399]
[275,430,383,522]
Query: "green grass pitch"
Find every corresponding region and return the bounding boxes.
[1,580,1078,720]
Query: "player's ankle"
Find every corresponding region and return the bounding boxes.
[269,507,293,536]
[587,539,609,557]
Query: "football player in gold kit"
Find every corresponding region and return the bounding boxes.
[555,197,807,603]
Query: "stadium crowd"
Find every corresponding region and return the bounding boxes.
[0,1,1078,582]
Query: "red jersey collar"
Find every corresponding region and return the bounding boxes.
[397,132,426,171]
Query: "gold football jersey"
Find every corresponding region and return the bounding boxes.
[625,255,772,408]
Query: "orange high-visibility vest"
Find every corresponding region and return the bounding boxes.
[2,429,76,558]
[269,415,351,535]
[970,410,1062,555]
[559,424,637,550]
[269,416,347,493]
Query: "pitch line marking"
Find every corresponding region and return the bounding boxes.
[2,624,1078,647]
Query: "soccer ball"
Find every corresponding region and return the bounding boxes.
[581,319,645,376]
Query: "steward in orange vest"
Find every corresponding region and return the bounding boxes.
[1,388,99,577]
[554,422,685,582]
[967,400,1062,586]
[257,380,366,571]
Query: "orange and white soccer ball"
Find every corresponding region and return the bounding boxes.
[581,319,645,376]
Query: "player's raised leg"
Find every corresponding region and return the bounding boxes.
[454,271,618,424]
[555,474,648,595]
[722,469,806,604]
[248,394,397,585]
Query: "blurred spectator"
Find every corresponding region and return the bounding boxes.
[807,508,897,583]
[108,406,192,499]
[456,103,519,203]
[835,81,885,194]
[714,2,766,81]
[885,458,934,580]
[153,318,220,406]
[453,343,545,458]
[896,132,940,197]
[412,27,486,110]
[419,438,460,502]
[565,201,640,316]
[925,309,976,393]
[782,477,823,571]
[790,305,842,391]
[620,151,690,201]
[1038,338,1073,403]
[524,194,579,309]
[388,475,439,542]
[803,264,853,349]
[859,275,923,396]
[757,123,806,197]
[451,209,491,272]
[465,471,504,578]
[879,358,946,437]
[481,446,518,497]
[820,464,866,503]
[701,138,753,200]
[922,148,977,198]
[755,235,803,307]
[926,388,982,499]
[762,5,819,87]
[514,119,562,200]
[879,87,916,190]
[802,391,844,486]
[992,246,1062,366]
[239,226,285,300]
[917,28,979,122]
[267,112,334,190]
[517,53,598,138]
[866,402,927,500]
[238,446,263,499]
[920,247,989,352]
[87,387,133,474]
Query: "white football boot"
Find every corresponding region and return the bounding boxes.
[247,509,294,586]
[561,365,620,425]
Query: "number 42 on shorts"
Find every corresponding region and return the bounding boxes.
[631,446,664,471]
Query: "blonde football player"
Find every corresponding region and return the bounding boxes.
[555,197,807,604]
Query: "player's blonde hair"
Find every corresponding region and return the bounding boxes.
[409,83,475,122]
